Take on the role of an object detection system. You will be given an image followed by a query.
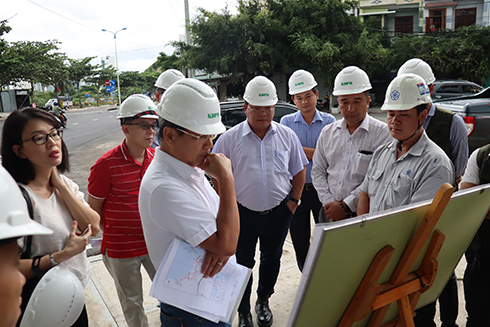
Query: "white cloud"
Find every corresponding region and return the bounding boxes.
[2,0,238,72]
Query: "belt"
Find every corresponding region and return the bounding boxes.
[239,196,290,216]
[304,183,315,191]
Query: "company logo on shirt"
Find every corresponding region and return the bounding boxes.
[208,113,219,119]
[390,90,400,101]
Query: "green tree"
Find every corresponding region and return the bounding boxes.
[173,0,362,88]
[148,52,181,73]
[0,20,14,89]
[3,40,66,103]
[67,57,100,108]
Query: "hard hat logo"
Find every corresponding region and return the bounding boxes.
[341,81,353,86]
[208,113,219,119]
[390,90,401,101]
[259,93,269,97]
[417,83,429,95]
[295,82,304,86]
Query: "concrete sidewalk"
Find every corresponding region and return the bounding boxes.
[84,230,469,326]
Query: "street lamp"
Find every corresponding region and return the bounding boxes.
[102,27,127,107]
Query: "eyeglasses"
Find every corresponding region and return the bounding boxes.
[176,128,217,143]
[247,105,275,112]
[125,123,158,131]
[21,129,63,145]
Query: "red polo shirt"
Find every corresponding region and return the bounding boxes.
[88,141,155,259]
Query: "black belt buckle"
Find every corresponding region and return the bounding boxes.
[259,209,273,216]
[304,183,315,191]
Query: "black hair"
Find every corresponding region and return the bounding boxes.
[291,87,318,100]
[158,119,184,143]
[1,108,70,184]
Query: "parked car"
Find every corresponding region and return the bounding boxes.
[435,87,490,153]
[432,80,483,100]
[219,100,298,129]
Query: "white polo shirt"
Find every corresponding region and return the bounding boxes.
[212,121,308,212]
[139,149,219,269]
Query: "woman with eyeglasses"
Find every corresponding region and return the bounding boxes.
[1,108,100,327]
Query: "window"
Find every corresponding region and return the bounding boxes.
[461,84,482,94]
[437,85,460,94]
[455,8,476,29]
[426,9,446,33]
[395,16,413,35]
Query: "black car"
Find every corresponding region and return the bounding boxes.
[219,100,298,129]
[435,87,490,153]
[432,80,483,100]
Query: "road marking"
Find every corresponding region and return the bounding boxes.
[92,118,98,121]
[72,122,79,126]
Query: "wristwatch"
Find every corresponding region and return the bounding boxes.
[291,198,301,206]
[49,253,59,267]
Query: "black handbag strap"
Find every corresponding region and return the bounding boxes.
[19,185,34,259]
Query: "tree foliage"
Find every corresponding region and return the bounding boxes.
[67,57,100,108]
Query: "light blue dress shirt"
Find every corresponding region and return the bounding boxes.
[280,110,335,184]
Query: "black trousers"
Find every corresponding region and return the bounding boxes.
[464,249,490,326]
[413,272,459,327]
[289,185,322,272]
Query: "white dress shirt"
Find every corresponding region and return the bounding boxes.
[212,121,308,212]
[139,149,220,269]
[311,114,392,211]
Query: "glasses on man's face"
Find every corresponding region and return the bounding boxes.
[21,129,63,145]
[247,105,275,113]
[176,128,217,143]
[125,123,158,131]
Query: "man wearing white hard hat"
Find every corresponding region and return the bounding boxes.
[139,78,239,326]
[0,166,52,327]
[213,76,307,327]
[358,73,454,215]
[312,66,392,222]
[398,59,468,327]
[152,69,185,149]
[280,69,335,272]
[87,94,158,327]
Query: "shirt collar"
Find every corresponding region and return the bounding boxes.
[293,110,323,124]
[157,148,200,181]
[242,120,276,137]
[121,140,154,167]
[428,103,436,117]
[389,131,429,158]
[339,114,371,132]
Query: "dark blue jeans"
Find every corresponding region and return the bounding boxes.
[289,185,321,272]
[236,199,293,314]
[160,303,231,327]
[464,249,490,327]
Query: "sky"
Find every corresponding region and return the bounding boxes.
[2,0,238,72]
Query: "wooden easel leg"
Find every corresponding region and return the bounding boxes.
[396,297,415,327]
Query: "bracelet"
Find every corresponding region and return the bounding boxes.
[49,253,59,267]
[338,200,353,216]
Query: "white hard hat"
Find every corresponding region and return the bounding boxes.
[397,58,436,85]
[332,66,372,96]
[243,76,278,106]
[157,79,226,135]
[117,94,159,120]
[288,70,318,95]
[20,266,85,327]
[382,73,431,111]
[0,166,52,241]
[154,69,185,90]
